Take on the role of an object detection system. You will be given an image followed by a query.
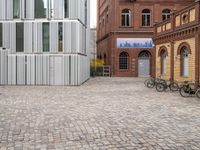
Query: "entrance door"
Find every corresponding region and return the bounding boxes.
[138,51,150,77]
[50,56,64,85]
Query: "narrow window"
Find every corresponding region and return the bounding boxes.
[119,52,129,70]
[181,47,189,77]
[24,0,26,18]
[58,22,63,52]
[0,23,2,47]
[121,9,131,27]
[16,23,24,52]
[35,0,48,18]
[162,9,171,21]
[13,0,20,18]
[161,50,167,75]
[64,0,69,18]
[85,0,87,25]
[43,23,50,52]
[142,9,151,27]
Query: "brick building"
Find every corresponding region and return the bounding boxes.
[97,0,194,77]
[154,0,200,83]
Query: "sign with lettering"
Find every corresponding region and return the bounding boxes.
[117,38,154,49]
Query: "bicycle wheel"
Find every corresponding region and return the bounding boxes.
[147,80,155,88]
[195,89,200,99]
[179,86,190,98]
[144,79,150,87]
[156,83,165,92]
[169,82,179,92]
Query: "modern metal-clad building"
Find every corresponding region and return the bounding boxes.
[0,0,90,85]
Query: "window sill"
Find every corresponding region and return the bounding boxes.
[180,76,189,78]
[119,69,129,72]
[119,26,133,28]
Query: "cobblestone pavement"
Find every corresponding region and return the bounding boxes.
[0,77,200,150]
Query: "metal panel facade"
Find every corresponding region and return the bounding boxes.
[0,0,90,86]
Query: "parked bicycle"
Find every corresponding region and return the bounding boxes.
[195,88,200,98]
[144,77,166,89]
[179,81,197,98]
[156,79,179,92]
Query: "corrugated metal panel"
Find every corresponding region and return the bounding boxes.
[70,0,77,19]
[3,22,11,49]
[63,22,71,53]
[34,22,42,53]
[25,0,34,19]
[16,55,25,85]
[0,0,6,20]
[42,55,49,85]
[24,22,33,53]
[8,55,16,85]
[27,55,35,85]
[0,49,8,85]
[6,0,13,19]
[71,22,78,53]
[0,0,90,86]
[69,0,85,24]
[50,22,58,53]
[64,55,70,85]
[82,27,86,55]
[35,55,43,85]
[54,0,63,19]
[10,22,16,53]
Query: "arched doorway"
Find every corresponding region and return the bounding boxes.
[138,51,151,77]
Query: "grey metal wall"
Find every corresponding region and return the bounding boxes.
[1,52,89,85]
[0,0,87,25]
[0,21,86,55]
[0,0,90,86]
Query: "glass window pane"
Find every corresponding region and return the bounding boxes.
[119,52,128,70]
[35,0,48,18]
[16,23,24,52]
[58,22,63,52]
[142,15,145,26]
[13,0,20,18]
[126,15,130,26]
[0,23,2,47]
[85,0,87,25]
[147,15,150,26]
[122,15,126,26]
[64,0,69,18]
[43,23,50,52]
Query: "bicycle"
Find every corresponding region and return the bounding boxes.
[145,77,166,89]
[156,79,179,92]
[179,81,197,98]
[195,87,200,98]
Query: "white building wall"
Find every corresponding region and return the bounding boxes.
[0,0,90,86]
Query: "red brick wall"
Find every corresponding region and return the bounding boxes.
[97,0,195,77]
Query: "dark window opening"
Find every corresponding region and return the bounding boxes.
[16,23,24,52]
[42,22,50,52]
[119,52,129,70]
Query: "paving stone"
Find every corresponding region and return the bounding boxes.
[0,77,200,149]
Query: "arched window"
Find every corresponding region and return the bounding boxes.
[181,47,189,77]
[121,9,131,27]
[142,9,151,26]
[162,9,171,21]
[119,52,129,70]
[161,50,167,75]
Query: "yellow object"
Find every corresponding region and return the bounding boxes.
[90,59,105,68]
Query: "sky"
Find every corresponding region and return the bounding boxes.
[90,0,97,28]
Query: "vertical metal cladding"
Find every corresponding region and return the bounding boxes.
[0,0,90,86]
